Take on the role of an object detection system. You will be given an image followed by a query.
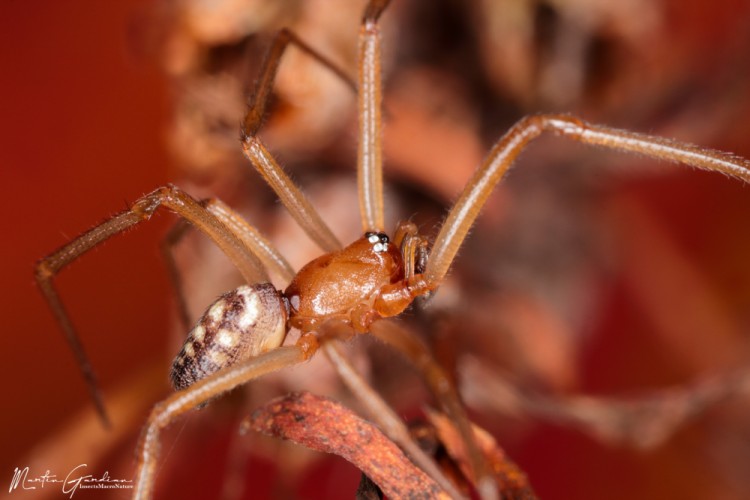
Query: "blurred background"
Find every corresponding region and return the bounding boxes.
[2,0,750,498]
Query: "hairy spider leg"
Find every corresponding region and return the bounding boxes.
[162,198,295,329]
[36,185,270,426]
[320,325,464,499]
[134,343,316,500]
[425,114,750,286]
[357,0,390,232]
[240,27,354,253]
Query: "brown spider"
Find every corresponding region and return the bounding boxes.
[35,0,750,498]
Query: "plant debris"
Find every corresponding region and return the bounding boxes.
[244,392,450,499]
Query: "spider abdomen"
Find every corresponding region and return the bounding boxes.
[171,283,288,391]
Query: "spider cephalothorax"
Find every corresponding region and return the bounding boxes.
[285,232,404,330]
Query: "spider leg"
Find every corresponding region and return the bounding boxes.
[425,114,750,286]
[318,324,465,499]
[161,219,194,330]
[162,197,295,329]
[36,185,269,426]
[357,0,391,233]
[241,28,355,252]
[369,318,497,500]
[243,28,357,138]
[134,342,315,500]
[241,140,342,251]
[203,198,294,281]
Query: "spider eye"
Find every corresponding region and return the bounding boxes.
[170,283,287,391]
[366,232,389,252]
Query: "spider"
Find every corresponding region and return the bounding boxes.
[35,0,750,498]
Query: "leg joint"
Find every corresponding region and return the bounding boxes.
[34,259,53,282]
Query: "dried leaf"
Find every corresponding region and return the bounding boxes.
[425,408,537,500]
[244,392,449,499]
